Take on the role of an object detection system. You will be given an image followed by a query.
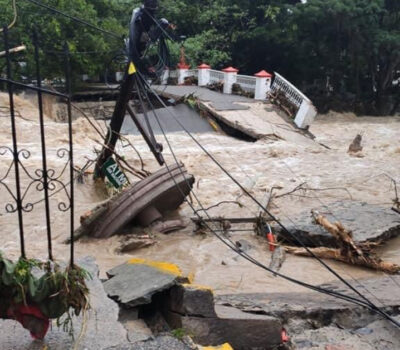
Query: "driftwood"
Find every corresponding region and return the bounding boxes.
[285,211,400,274]
[348,134,363,154]
[268,90,298,118]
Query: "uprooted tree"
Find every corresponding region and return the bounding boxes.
[285,210,400,274]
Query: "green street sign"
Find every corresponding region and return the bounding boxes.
[102,158,128,189]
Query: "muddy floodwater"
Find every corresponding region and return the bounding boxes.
[1,93,400,297]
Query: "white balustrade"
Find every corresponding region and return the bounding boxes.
[271,72,308,107]
[271,72,317,128]
[167,68,317,128]
[236,75,257,93]
[186,69,198,77]
[209,69,224,84]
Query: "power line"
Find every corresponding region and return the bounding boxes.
[22,0,122,40]
[138,17,398,314]
[132,74,400,328]
[135,71,400,329]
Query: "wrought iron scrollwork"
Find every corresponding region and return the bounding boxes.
[1,25,75,263]
[0,144,73,214]
[0,146,17,213]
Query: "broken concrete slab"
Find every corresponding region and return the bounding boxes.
[118,236,156,254]
[0,256,128,350]
[168,284,217,318]
[277,201,400,247]
[216,275,400,328]
[104,335,193,350]
[291,316,400,350]
[119,309,153,343]
[73,163,194,240]
[122,103,216,135]
[153,85,254,111]
[151,219,187,234]
[104,259,185,308]
[168,305,282,350]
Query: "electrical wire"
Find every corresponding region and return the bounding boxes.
[24,0,399,327]
[136,16,400,314]
[277,158,400,302]
[135,72,400,329]
[133,74,400,329]
[22,0,122,39]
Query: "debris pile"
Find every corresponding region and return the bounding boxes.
[103,259,286,350]
[72,163,194,241]
[286,211,400,274]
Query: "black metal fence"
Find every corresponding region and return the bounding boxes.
[0,26,75,265]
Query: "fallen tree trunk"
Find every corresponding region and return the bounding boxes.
[283,211,400,274]
[285,246,400,274]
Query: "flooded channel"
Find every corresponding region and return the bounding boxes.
[1,93,400,297]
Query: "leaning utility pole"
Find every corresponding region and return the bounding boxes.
[94,0,166,179]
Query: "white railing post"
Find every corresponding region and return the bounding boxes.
[177,63,190,84]
[161,67,169,85]
[254,70,272,100]
[197,63,211,86]
[222,66,239,94]
[294,100,318,129]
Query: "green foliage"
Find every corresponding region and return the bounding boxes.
[0,252,91,335]
[0,0,128,80]
[171,328,187,340]
[0,0,398,114]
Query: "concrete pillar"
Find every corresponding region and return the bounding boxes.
[177,63,190,85]
[161,68,169,85]
[222,66,239,94]
[254,70,272,100]
[197,63,211,86]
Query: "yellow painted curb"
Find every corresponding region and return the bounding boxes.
[182,283,214,293]
[128,258,182,276]
[202,343,233,350]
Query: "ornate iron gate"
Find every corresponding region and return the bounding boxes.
[0,26,75,265]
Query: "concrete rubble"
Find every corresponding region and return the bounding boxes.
[104,259,186,308]
[216,275,400,349]
[74,163,194,240]
[277,200,400,247]
[104,335,193,350]
[102,259,285,350]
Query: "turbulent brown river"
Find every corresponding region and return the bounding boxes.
[1,93,400,296]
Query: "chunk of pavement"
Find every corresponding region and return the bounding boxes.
[216,276,400,328]
[168,305,282,350]
[277,201,400,247]
[0,256,128,350]
[119,309,153,343]
[118,236,156,253]
[104,259,185,308]
[151,219,187,234]
[291,316,400,350]
[168,284,217,317]
[104,335,193,350]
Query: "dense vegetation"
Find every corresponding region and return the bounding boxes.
[0,0,399,115]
